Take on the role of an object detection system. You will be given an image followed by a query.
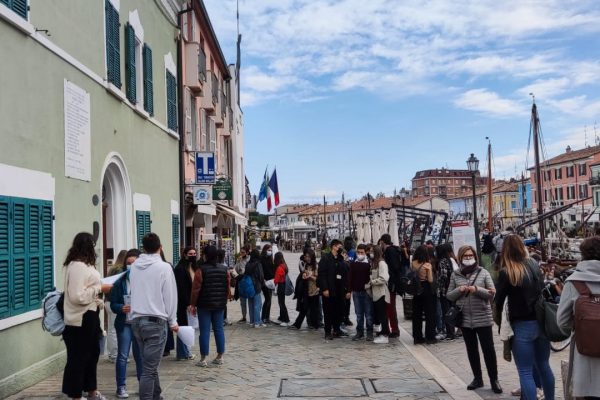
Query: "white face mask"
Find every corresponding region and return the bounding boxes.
[266,251,272,256]
[368,253,375,260]
[357,254,366,262]
[462,259,476,266]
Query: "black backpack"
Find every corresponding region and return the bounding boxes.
[400,265,424,296]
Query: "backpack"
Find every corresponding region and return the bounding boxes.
[238,275,256,299]
[284,274,294,296]
[42,290,65,336]
[572,281,600,357]
[400,265,424,296]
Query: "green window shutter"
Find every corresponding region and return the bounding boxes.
[136,211,151,250]
[11,0,27,19]
[27,201,41,309]
[41,202,53,295]
[166,71,177,131]
[11,200,27,315]
[105,0,121,88]
[172,215,180,265]
[125,23,136,104]
[143,44,154,116]
[0,197,10,319]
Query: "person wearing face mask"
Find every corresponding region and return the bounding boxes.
[110,249,142,399]
[349,244,374,341]
[290,249,319,329]
[173,246,199,361]
[260,244,275,324]
[233,246,250,323]
[342,237,356,327]
[365,245,391,344]
[317,239,350,340]
[447,245,501,394]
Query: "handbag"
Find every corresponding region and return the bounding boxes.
[444,268,482,327]
[284,274,294,296]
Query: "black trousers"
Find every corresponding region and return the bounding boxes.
[412,282,436,341]
[374,297,390,336]
[322,295,342,335]
[62,310,101,398]
[261,286,272,321]
[461,325,498,381]
[277,288,290,323]
[439,296,455,338]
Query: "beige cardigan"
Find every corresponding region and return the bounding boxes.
[64,261,102,327]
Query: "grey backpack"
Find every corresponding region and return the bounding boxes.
[42,290,65,336]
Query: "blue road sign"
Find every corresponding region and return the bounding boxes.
[195,152,216,184]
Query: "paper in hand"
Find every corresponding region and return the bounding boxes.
[101,271,126,285]
[178,326,195,348]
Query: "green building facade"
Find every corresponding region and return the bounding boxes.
[0,0,181,395]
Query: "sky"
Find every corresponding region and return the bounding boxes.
[203,0,600,212]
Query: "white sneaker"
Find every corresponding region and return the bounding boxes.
[373,335,389,344]
[254,323,265,328]
[116,386,129,399]
[435,333,446,340]
[279,322,289,327]
[374,324,382,333]
[536,388,544,400]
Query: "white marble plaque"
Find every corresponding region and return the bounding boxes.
[64,80,91,181]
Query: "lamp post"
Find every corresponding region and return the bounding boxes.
[367,192,374,241]
[467,153,482,261]
[399,187,408,239]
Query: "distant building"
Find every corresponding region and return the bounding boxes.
[411,168,487,202]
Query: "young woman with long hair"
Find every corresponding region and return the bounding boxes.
[62,232,112,400]
[411,245,436,344]
[366,245,390,344]
[495,235,554,400]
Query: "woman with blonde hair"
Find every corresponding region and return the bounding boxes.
[495,235,554,400]
[447,245,500,393]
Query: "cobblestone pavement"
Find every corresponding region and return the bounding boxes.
[9,252,567,400]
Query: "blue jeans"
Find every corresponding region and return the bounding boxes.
[132,317,168,400]
[197,309,225,356]
[435,297,444,333]
[352,291,373,334]
[116,324,142,387]
[249,293,263,325]
[176,336,191,359]
[512,320,555,400]
[240,296,247,319]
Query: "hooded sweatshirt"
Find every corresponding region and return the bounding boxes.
[130,253,178,327]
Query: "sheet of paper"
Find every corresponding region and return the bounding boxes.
[101,271,126,285]
[178,326,195,348]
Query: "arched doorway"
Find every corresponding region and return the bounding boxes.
[100,154,132,275]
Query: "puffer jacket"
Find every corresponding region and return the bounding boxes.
[447,266,495,328]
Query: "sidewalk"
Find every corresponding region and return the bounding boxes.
[8,252,567,399]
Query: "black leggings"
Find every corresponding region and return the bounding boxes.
[461,325,498,381]
[412,282,436,341]
[261,286,272,321]
[277,289,290,323]
[62,310,101,398]
[374,297,390,336]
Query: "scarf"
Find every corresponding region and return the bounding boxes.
[460,262,478,276]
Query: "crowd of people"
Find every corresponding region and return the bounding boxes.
[58,230,600,400]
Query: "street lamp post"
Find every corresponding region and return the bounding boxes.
[367,192,374,241]
[399,187,408,241]
[467,153,482,261]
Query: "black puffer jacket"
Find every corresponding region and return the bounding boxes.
[196,263,228,310]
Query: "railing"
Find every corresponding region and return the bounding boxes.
[210,72,218,104]
[589,175,600,186]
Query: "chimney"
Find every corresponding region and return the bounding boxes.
[566,145,572,153]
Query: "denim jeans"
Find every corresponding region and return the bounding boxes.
[240,296,247,319]
[197,309,225,356]
[352,291,373,335]
[435,297,444,333]
[176,336,191,359]
[116,324,142,387]
[512,320,555,400]
[132,317,168,400]
[249,292,263,325]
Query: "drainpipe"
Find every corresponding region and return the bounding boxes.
[177,6,193,248]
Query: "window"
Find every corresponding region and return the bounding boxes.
[105,0,121,88]
[142,44,153,115]
[135,211,151,250]
[166,71,177,131]
[0,196,53,319]
[554,187,563,201]
[198,46,206,82]
[580,184,589,199]
[566,166,574,178]
[579,164,587,176]
[567,186,575,200]
[1,0,28,19]
[124,23,138,104]
[172,215,180,265]
[199,109,207,151]
[544,189,549,202]
[555,168,562,180]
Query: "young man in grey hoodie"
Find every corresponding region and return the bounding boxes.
[130,233,178,400]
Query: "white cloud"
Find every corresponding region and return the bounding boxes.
[454,89,525,117]
[517,78,570,99]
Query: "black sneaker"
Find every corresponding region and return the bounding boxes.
[324,334,333,340]
[343,319,353,326]
[467,378,484,390]
[352,333,364,341]
[388,332,400,338]
[366,332,374,341]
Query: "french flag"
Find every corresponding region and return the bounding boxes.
[268,168,280,207]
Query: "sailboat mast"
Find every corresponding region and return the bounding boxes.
[487,141,493,232]
[532,102,547,261]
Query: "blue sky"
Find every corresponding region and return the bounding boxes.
[203,0,600,212]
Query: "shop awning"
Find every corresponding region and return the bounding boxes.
[216,204,248,226]
[197,204,217,216]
